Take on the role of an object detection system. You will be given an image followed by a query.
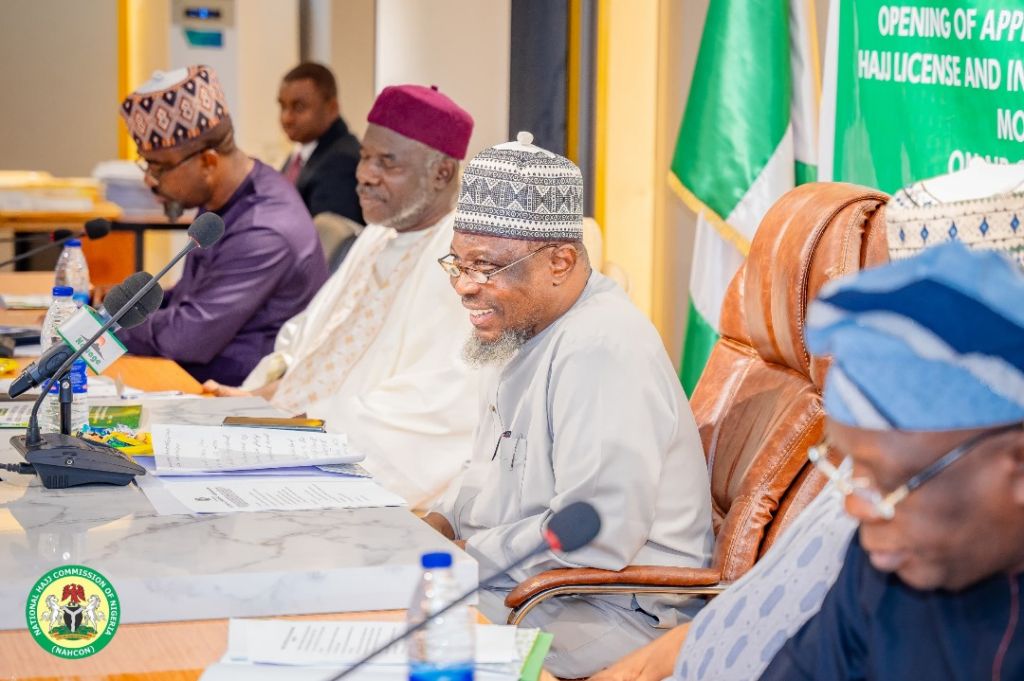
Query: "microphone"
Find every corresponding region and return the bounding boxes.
[327,502,602,681]
[97,272,164,330]
[0,219,111,270]
[10,212,225,488]
[7,273,164,398]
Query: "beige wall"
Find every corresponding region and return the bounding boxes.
[306,0,376,139]
[0,0,119,176]
[375,0,511,159]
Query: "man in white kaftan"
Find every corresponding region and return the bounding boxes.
[204,85,478,509]
[424,134,713,679]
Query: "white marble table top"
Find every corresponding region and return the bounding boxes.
[0,397,476,630]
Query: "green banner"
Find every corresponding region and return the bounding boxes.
[831,2,1024,192]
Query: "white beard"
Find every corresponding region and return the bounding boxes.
[461,329,529,367]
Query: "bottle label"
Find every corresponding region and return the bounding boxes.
[46,360,88,395]
[409,663,474,681]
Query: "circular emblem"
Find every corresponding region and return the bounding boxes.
[25,565,120,659]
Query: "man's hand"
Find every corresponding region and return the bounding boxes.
[422,512,456,540]
[202,380,253,397]
[588,623,690,681]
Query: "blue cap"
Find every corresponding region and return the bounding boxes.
[65,239,82,247]
[52,286,73,297]
[421,551,453,569]
[806,242,1024,431]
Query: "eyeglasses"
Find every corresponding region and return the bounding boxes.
[437,244,558,284]
[808,421,1023,520]
[135,146,210,180]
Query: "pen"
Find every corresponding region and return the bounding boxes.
[121,390,183,399]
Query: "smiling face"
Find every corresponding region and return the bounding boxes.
[446,232,587,353]
[829,418,1024,591]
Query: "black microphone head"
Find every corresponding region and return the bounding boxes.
[104,272,164,329]
[84,219,111,240]
[52,228,74,241]
[546,502,601,552]
[187,213,225,249]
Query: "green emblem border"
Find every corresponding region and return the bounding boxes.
[25,564,120,659]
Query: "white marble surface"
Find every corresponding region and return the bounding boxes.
[0,397,476,630]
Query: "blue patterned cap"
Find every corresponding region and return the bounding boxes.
[454,131,583,241]
[806,241,1024,430]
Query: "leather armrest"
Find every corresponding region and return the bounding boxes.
[504,566,722,608]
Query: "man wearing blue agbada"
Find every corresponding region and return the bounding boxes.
[759,241,1024,680]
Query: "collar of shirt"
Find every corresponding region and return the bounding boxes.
[293,140,318,164]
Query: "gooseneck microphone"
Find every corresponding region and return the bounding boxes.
[327,502,603,681]
[7,273,164,398]
[0,220,110,270]
[10,212,225,488]
[0,229,75,245]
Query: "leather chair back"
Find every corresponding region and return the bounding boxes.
[689,183,889,581]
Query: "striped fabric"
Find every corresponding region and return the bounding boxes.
[805,242,1024,431]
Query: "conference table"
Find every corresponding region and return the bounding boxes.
[0,276,485,680]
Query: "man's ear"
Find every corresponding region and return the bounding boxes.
[432,157,458,190]
[1010,432,1024,507]
[549,243,579,284]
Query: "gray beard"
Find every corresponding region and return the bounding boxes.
[462,329,530,367]
[380,185,433,231]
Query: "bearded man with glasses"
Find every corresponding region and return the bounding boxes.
[423,133,713,680]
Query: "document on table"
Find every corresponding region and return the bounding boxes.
[135,474,407,515]
[0,402,32,428]
[203,620,550,681]
[225,619,524,667]
[152,424,362,474]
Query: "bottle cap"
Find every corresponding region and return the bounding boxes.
[420,551,453,569]
[65,239,82,247]
[52,286,73,297]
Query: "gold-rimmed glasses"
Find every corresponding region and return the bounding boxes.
[438,244,558,285]
[808,421,1023,520]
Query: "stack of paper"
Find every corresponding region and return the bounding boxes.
[135,425,406,515]
[200,619,553,681]
[151,424,361,474]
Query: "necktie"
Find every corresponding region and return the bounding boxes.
[284,153,304,184]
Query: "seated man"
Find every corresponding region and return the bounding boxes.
[592,162,1024,681]
[118,65,328,385]
[423,133,713,679]
[204,85,479,510]
[761,241,1024,679]
[278,62,363,224]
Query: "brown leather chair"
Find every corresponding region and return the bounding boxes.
[504,183,890,625]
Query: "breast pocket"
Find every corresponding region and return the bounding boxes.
[468,433,529,527]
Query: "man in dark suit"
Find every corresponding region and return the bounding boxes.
[278,62,363,224]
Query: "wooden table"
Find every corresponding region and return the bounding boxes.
[2,610,406,681]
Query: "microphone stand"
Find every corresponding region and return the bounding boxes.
[0,234,75,269]
[326,539,553,681]
[13,236,204,483]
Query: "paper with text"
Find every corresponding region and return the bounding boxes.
[152,424,361,474]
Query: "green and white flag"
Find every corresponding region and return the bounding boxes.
[672,0,820,395]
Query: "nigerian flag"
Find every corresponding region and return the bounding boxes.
[672,0,820,395]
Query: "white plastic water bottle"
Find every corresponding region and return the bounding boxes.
[54,238,91,307]
[39,286,89,434]
[407,552,475,681]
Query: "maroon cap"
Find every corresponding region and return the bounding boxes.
[367,85,474,160]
